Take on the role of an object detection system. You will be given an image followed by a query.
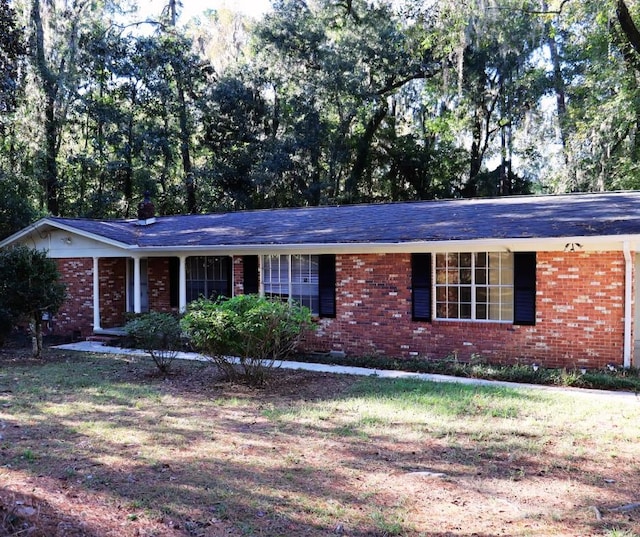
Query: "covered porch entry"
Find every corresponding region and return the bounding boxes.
[92,255,232,333]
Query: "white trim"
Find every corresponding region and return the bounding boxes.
[92,236,640,257]
[0,218,131,250]
[133,256,141,313]
[624,242,633,368]
[179,255,187,312]
[92,257,101,331]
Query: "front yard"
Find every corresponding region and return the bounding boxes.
[1,349,639,536]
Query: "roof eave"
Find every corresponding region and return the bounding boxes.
[130,234,640,256]
[0,218,134,250]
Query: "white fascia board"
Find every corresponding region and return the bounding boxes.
[0,218,132,251]
[133,235,640,257]
[40,220,132,249]
[0,220,48,248]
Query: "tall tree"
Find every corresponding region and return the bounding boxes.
[28,0,98,215]
[162,0,196,213]
[0,0,25,117]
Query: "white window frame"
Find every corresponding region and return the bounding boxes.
[185,256,230,302]
[261,254,320,314]
[434,252,513,322]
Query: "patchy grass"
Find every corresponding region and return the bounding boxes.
[297,352,640,392]
[0,348,639,536]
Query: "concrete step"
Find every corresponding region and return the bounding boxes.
[86,335,121,346]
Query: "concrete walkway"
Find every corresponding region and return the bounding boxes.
[55,341,640,400]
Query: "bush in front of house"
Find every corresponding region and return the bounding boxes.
[0,245,66,358]
[181,295,314,386]
[124,311,182,374]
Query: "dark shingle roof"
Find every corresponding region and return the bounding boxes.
[47,191,640,248]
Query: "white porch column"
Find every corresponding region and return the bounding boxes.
[133,256,142,313]
[92,257,101,331]
[179,255,187,313]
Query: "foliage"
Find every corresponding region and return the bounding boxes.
[124,311,183,374]
[0,173,41,240]
[0,304,13,346]
[0,0,25,116]
[0,245,65,358]
[2,0,640,217]
[181,295,314,385]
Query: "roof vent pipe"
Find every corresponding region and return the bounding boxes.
[136,191,156,226]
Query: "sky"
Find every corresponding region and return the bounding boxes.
[151,0,273,23]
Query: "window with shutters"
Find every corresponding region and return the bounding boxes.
[434,252,514,322]
[262,254,320,314]
[186,256,231,302]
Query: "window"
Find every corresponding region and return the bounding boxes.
[262,254,319,314]
[186,256,231,302]
[434,252,513,321]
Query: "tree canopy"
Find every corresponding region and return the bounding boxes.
[1,0,640,229]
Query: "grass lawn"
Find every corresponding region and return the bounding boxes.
[1,349,640,537]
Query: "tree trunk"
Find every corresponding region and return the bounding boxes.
[177,80,196,213]
[32,0,61,215]
[44,91,59,215]
[617,0,640,57]
[345,102,388,201]
[30,315,43,359]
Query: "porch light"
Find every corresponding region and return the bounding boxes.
[61,236,72,245]
[564,242,582,252]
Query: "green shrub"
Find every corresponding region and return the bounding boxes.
[0,306,14,347]
[181,295,314,385]
[124,311,182,373]
[0,245,66,358]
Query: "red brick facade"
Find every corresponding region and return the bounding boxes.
[99,258,127,328]
[52,250,630,368]
[233,256,245,296]
[301,251,627,369]
[147,257,173,313]
[55,258,94,338]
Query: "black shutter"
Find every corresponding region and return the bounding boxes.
[169,257,179,308]
[513,252,536,325]
[318,254,336,318]
[411,253,432,322]
[243,255,259,295]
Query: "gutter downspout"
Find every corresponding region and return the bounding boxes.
[623,241,633,369]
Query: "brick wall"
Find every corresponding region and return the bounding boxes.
[99,258,127,328]
[233,256,244,296]
[148,257,173,312]
[301,251,627,368]
[52,251,629,367]
[54,258,94,337]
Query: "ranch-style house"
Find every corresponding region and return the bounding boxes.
[2,190,640,369]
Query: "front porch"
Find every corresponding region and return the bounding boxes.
[92,255,234,333]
